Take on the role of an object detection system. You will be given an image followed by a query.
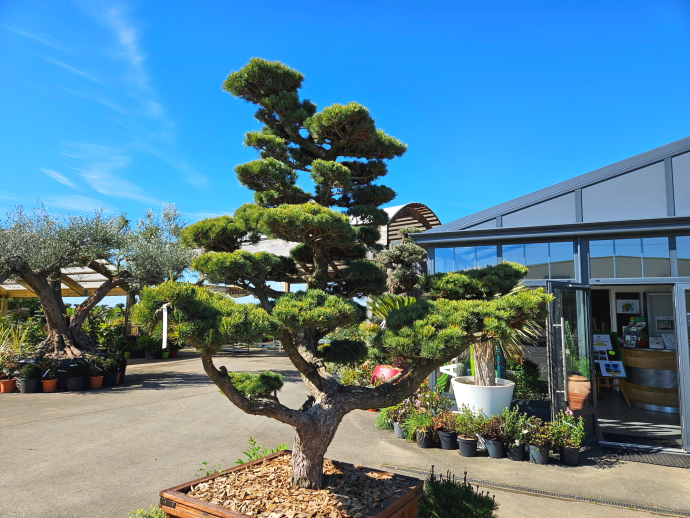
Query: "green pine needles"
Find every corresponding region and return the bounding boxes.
[419,468,498,518]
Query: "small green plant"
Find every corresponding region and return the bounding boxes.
[525,417,553,448]
[102,358,119,373]
[85,354,104,376]
[403,410,434,440]
[552,410,585,448]
[195,461,225,477]
[40,358,58,379]
[480,416,506,442]
[19,362,43,379]
[375,408,394,430]
[227,371,284,399]
[455,404,486,439]
[235,436,288,465]
[501,406,529,446]
[65,361,88,377]
[419,467,498,518]
[432,410,457,432]
[128,505,167,518]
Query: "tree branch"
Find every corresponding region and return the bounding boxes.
[72,272,130,329]
[200,352,305,427]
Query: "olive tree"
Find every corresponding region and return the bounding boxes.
[134,58,552,490]
[0,204,193,358]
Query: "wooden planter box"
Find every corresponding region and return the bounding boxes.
[159,451,423,518]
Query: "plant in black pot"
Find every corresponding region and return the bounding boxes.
[432,411,459,450]
[138,335,161,360]
[117,355,127,383]
[404,410,434,448]
[481,415,507,459]
[65,361,88,391]
[526,418,553,465]
[502,406,529,461]
[19,362,43,393]
[553,410,585,466]
[455,404,486,457]
[102,357,120,387]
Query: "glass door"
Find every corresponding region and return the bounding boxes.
[547,282,597,440]
[673,284,690,452]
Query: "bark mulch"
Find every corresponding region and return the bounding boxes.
[187,454,411,518]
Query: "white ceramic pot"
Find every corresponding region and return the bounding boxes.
[451,376,515,418]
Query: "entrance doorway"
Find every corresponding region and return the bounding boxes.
[592,285,683,449]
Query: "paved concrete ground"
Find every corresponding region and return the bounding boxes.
[1,350,689,518]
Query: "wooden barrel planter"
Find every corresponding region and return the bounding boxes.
[621,348,679,413]
[159,451,423,518]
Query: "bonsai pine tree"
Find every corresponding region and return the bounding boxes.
[135,58,551,490]
[0,204,192,358]
[375,226,427,294]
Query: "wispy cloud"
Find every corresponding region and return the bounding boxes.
[42,194,113,213]
[41,169,77,188]
[2,26,66,51]
[185,211,233,221]
[42,57,102,84]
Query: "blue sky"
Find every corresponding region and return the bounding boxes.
[1,0,689,228]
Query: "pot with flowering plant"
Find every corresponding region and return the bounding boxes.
[501,406,529,461]
[41,358,59,392]
[433,411,459,450]
[455,404,486,457]
[481,415,507,458]
[553,410,585,466]
[526,418,553,465]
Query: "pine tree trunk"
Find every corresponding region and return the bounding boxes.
[291,407,344,489]
[473,341,497,387]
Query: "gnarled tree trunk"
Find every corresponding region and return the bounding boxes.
[473,340,497,386]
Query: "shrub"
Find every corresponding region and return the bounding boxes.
[525,418,553,448]
[102,358,119,373]
[375,408,395,430]
[455,405,486,439]
[432,410,457,432]
[480,416,506,442]
[403,410,434,440]
[501,406,528,446]
[137,335,161,352]
[19,362,43,379]
[552,411,585,448]
[128,505,166,518]
[419,468,498,518]
[506,357,548,400]
[65,362,88,377]
[227,371,284,399]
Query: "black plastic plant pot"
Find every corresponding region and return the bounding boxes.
[485,439,505,459]
[416,430,434,448]
[458,437,478,457]
[437,429,458,450]
[560,446,581,466]
[507,443,526,461]
[65,376,85,391]
[393,422,405,439]
[104,372,119,387]
[19,378,41,393]
[529,444,549,465]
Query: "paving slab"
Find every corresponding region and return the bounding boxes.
[0,351,688,518]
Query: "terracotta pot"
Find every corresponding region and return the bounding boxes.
[1,378,17,393]
[171,350,178,358]
[89,376,104,389]
[42,379,58,393]
[567,374,591,411]
[371,364,402,384]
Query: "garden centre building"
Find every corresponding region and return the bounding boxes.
[415,136,690,454]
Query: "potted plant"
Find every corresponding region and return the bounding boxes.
[41,358,59,393]
[501,406,528,461]
[481,415,507,458]
[553,410,585,466]
[507,357,551,421]
[433,410,459,450]
[86,355,105,389]
[404,410,434,448]
[526,418,553,465]
[117,355,128,383]
[455,404,486,457]
[138,336,160,359]
[18,362,43,393]
[64,361,88,391]
[102,357,119,387]
[423,265,551,418]
[0,352,18,393]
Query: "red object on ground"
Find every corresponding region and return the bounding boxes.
[372,365,402,384]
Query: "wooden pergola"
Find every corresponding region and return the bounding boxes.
[0,265,130,316]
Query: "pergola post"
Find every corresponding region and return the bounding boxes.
[1,296,8,317]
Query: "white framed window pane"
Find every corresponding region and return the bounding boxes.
[434,248,454,273]
[590,240,614,278]
[476,246,498,268]
[615,238,642,278]
[642,237,670,277]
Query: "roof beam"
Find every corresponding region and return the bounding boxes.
[0,285,8,296]
[13,279,36,294]
[61,275,87,297]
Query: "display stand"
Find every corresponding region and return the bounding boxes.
[593,332,631,407]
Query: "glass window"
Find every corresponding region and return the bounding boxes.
[476,246,498,268]
[615,238,643,278]
[525,243,549,279]
[455,247,476,270]
[434,248,454,273]
[678,236,690,277]
[550,242,576,279]
[503,244,526,265]
[589,237,670,278]
[642,237,670,277]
